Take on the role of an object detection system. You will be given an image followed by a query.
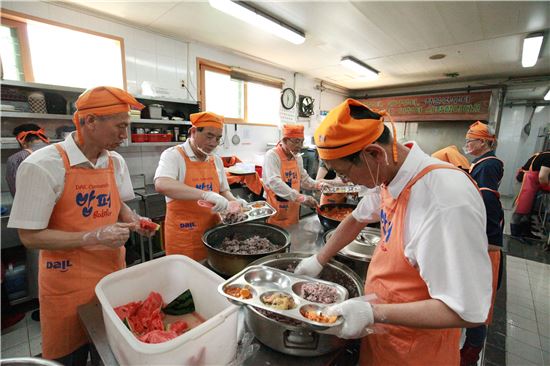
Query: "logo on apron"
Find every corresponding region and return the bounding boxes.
[46,260,72,272]
[75,189,112,218]
[195,182,213,191]
[380,209,393,242]
[179,222,197,230]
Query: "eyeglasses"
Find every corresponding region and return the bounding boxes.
[465,139,481,144]
[287,138,304,145]
[201,131,223,144]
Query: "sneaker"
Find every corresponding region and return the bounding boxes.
[460,344,483,366]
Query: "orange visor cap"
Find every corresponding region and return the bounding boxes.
[466,121,496,141]
[314,98,385,160]
[190,112,224,129]
[283,124,304,139]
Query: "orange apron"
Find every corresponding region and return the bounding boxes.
[515,153,550,214]
[164,146,221,260]
[266,145,301,227]
[320,192,347,205]
[361,164,483,366]
[40,144,124,359]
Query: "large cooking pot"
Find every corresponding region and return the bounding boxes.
[316,203,356,231]
[323,227,381,281]
[244,252,363,357]
[202,223,290,277]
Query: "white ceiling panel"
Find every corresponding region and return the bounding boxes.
[58,1,550,94]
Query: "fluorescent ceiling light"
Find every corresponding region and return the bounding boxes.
[209,0,305,45]
[340,56,379,80]
[544,88,550,101]
[522,32,544,68]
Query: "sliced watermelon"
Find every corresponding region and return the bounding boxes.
[138,330,178,344]
[140,219,160,232]
[114,301,142,320]
[149,308,165,332]
[167,320,189,335]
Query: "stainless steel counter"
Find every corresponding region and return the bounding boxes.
[77,215,360,365]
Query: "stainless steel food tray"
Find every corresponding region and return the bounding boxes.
[221,201,277,225]
[321,185,362,194]
[218,265,348,330]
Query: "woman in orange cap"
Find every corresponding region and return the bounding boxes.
[459,121,504,366]
[263,124,326,227]
[8,86,156,365]
[295,99,492,366]
[155,112,245,260]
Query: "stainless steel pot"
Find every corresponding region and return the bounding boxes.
[323,227,381,281]
[202,223,290,277]
[244,252,364,357]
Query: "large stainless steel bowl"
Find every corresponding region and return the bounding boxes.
[202,223,290,277]
[244,252,364,357]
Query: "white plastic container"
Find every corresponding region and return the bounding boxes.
[95,255,239,366]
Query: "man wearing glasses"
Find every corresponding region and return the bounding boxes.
[263,124,326,227]
[155,112,243,260]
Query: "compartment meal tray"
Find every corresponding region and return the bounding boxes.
[221,201,277,225]
[321,185,362,194]
[218,265,349,330]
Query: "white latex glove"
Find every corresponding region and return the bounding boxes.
[202,191,229,212]
[316,181,331,191]
[235,198,248,207]
[128,211,156,238]
[82,223,133,249]
[296,194,318,209]
[294,254,323,277]
[319,298,374,339]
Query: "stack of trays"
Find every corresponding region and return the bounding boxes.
[321,185,362,194]
[221,201,277,225]
[218,265,348,330]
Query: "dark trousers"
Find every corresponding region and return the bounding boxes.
[55,343,101,366]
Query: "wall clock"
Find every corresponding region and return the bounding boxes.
[281,88,296,110]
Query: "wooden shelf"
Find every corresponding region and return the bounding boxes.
[1,138,62,149]
[124,141,181,147]
[0,79,85,93]
[1,111,72,119]
[130,118,191,125]
[135,94,197,105]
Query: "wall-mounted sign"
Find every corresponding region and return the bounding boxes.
[360,91,492,122]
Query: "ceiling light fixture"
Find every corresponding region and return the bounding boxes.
[544,88,550,101]
[522,32,544,68]
[209,0,305,45]
[340,56,379,80]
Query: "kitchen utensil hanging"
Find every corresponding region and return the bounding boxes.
[232,124,241,145]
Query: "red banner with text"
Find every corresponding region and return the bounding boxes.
[360,91,492,122]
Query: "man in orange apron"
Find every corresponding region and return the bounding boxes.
[155,112,244,260]
[511,151,550,240]
[295,99,492,365]
[459,121,504,366]
[263,124,326,227]
[431,145,470,171]
[7,87,156,365]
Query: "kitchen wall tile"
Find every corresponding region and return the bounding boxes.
[507,324,541,349]
[2,1,49,18]
[125,49,137,85]
[156,56,177,89]
[135,50,157,87]
[1,326,28,350]
[156,37,175,58]
[110,22,135,47]
[1,342,31,358]
[507,313,540,333]
[79,13,114,35]
[133,29,156,53]
[506,337,544,364]
[506,352,538,366]
[48,5,82,28]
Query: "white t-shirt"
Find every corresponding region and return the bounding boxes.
[153,140,230,203]
[352,142,492,323]
[8,132,135,230]
[263,148,317,201]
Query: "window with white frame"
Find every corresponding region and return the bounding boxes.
[1,13,125,89]
[200,59,282,125]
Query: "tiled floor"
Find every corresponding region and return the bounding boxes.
[1,311,41,358]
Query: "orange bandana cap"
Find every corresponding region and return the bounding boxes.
[73,86,144,144]
[16,128,50,145]
[466,121,496,141]
[315,98,397,162]
[431,145,470,169]
[282,124,304,139]
[190,112,224,129]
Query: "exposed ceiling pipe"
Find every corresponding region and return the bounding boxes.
[356,84,505,99]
